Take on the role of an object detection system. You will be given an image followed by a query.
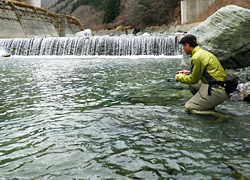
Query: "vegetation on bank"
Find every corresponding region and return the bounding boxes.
[54,0,74,13]
[49,0,181,31]
[192,0,250,23]
[71,0,103,12]
[121,0,180,30]
[48,0,250,31]
[71,0,120,24]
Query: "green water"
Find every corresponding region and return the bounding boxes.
[0,56,249,180]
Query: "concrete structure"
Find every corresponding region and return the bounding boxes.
[30,0,41,7]
[14,0,41,7]
[59,15,67,37]
[181,0,216,24]
[0,0,83,38]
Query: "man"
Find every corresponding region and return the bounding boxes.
[175,34,229,115]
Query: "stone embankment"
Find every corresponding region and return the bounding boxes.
[0,0,83,38]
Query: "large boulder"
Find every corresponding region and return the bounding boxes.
[189,5,250,69]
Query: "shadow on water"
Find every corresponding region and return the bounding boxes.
[126,84,190,110]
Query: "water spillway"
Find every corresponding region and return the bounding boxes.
[0,35,182,56]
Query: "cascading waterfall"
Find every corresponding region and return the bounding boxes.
[0,35,182,56]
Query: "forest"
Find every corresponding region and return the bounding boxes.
[50,0,181,31]
[47,0,250,31]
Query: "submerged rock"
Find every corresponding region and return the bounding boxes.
[189,5,250,69]
[127,82,190,106]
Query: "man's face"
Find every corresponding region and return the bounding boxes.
[182,43,192,55]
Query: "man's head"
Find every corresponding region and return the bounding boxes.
[179,35,198,55]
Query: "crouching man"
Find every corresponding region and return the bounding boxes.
[175,34,229,116]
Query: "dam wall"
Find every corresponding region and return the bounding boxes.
[0,0,83,38]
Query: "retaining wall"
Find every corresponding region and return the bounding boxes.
[0,0,83,38]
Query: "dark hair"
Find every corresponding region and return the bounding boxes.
[186,42,198,48]
[179,35,198,47]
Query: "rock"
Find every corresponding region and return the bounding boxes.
[172,22,202,33]
[1,53,10,57]
[142,32,151,36]
[230,82,250,101]
[229,66,250,83]
[75,29,93,38]
[237,82,250,101]
[180,50,191,69]
[0,49,10,57]
[189,5,250,69]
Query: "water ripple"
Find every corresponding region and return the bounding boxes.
[0,57,249,179]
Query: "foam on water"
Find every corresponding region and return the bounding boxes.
[0,35,183,56]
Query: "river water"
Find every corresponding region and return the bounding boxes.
[0,56,249,180]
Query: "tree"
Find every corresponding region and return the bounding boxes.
[71,0,103,13]
[102,0,120,24]
[122,0,180,30]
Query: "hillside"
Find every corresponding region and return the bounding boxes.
[47,0,75,14]
[192,0,250,23]
[43,0,250,31]
[44,0,181,31]
[72,5,104,30]
[41,0,57,9]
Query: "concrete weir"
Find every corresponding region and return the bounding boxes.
[0,0,83,38]
[0,35,183,56]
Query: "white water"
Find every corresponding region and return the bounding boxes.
[0,48,8,56]
[0,35,182,56]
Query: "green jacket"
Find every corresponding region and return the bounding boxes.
[176,46,227,84]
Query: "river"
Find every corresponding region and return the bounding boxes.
[0,56,249,179]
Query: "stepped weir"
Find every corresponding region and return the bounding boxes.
[0,35,182,56]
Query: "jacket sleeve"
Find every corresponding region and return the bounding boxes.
[176,57,204,84]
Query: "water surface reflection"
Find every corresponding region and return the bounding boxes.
[0,56,249,179]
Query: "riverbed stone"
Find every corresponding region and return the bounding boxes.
[237,82,250,101]
[189,5,250,69]
[1,53,10,57]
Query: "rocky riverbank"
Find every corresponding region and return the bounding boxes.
[92,22,202,36]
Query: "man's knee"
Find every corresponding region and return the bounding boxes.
[184,100,209,111]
